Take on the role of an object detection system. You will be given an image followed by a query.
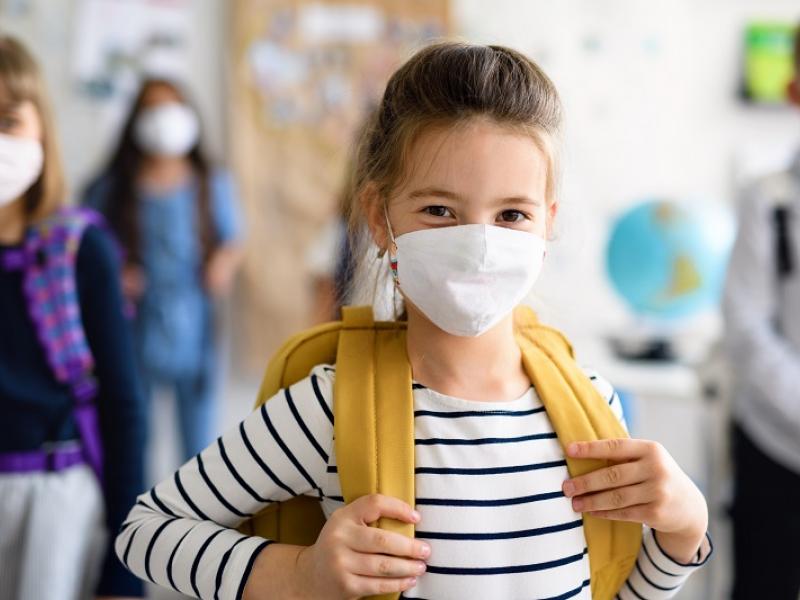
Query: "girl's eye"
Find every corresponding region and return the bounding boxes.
[498,210,529,223]
[0,115,20,131]
[424,205,453,218]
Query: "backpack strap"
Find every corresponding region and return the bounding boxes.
[514,306,641,600]
[334,306,415,600]
[773,205,794,281]
[1,207,108,482]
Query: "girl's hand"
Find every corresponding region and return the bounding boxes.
[296,494,429,599]
[121,264,146,302]
[562,439,709,563]
[205,245,243,298]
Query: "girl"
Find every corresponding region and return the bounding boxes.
[116,43,711,600]
[0,36,145,599]
[84,78,243,462]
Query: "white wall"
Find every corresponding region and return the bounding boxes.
[1,0,227,195]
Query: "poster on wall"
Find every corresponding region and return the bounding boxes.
[72,0,192,101]
[229,0,449,370]
[741,22,797,105]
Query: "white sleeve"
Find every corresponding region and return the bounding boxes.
[723,185,800,428]
[114,365,335,599]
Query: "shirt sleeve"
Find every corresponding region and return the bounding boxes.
[210,169,244,244]
[115,365,335,599]
[722,183,800,429]
[584,369,713,599]
[76,226,147,597]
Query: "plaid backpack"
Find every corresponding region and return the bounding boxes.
[0,207,111,481]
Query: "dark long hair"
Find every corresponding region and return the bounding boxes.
[102,78,216,266]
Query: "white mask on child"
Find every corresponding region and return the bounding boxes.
[0,133,44,207]
[134,103,199,157]
[390,224,546,337]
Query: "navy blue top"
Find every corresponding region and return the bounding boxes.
[0,225,146,597]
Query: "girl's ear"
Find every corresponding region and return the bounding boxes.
[361,182,389,251]
[545,200,559,241]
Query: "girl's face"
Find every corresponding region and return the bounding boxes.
[0,84,42,141]
[370,119,556,248]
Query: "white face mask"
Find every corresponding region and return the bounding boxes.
[0,133,44,207]
[134,102,200,157]
[390,223,546,337]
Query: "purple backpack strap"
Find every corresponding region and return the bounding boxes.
[8,207,109,481]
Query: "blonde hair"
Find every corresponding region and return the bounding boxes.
[0,35,65,220]
[345,42,563,316]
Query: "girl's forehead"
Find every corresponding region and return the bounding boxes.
[397,121,548,198]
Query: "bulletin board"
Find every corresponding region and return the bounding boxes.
[228,0,449,372]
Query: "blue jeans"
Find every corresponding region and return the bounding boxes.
[141,366,217,462]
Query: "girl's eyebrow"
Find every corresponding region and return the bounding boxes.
[408,187,462,201]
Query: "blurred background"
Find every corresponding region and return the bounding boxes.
[3,0,800,598]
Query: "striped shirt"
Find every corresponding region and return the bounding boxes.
[116,364,710,599]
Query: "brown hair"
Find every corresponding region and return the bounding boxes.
[96,78,216,267]
[345,42,562,310]
[0,35,65,221]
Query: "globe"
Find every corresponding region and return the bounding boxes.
[606,200,735,321]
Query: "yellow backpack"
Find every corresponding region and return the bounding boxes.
[238,305,641,600]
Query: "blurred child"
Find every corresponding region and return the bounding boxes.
[0,35,145,599]
[84,79,243,462]
[723,25,800,600]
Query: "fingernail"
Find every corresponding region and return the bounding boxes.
[416,562,427,575]
[563,481,574,497]
[405,578,418,588]
[572,498,583,511]
[419,543,431,558]
[412,509,422,522]
[568,443,580,456]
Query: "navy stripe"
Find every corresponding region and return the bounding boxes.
[218,437,269,503]
[415,518,582,541]
[624,580,648,600]
[311,374,334,424]
[415,459,566,475]
[236,541,272,600]
[167,525,195,592]
[122,522,145,568]
[261,404,318,490]
[239,421,296,497]
[328,495,345,502]
[541,578,592,600]
[150,487,177,517]
[197,453,252,518]
[174,470,209,520]
[285,388,329,462]
[327,465,338,473]
[415,432,557,446]
[412,382,427,390]
[136,498,155,511]
[214,536,249,600]
[634,559,680,591]
[190,529,225,598]
[416,490,564,507]
[425,547,587,575]
[144,518,178,582]
[609,391,619,406]
[642,538,680,577]
[414,406,545,419]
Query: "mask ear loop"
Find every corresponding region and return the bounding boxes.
[380,202,401,321]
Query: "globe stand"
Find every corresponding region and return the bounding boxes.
[609,335,676,362]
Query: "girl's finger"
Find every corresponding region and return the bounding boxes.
[588,505,651,523]
[348,575,419,597]
[567,438,656,462]
[349,524,431,560]
[563,461,647,498]
[347,493,421,526]
[571,482,655,513]
[348,550,428,579]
